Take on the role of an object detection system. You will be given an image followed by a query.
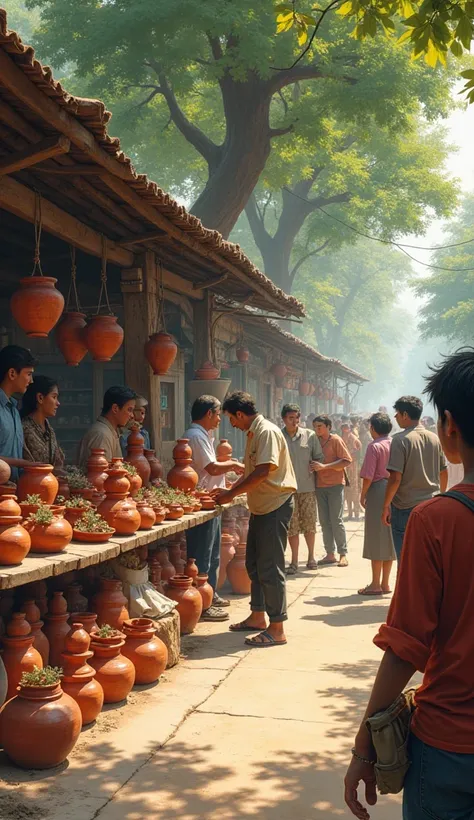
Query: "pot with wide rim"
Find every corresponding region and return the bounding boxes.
[121,618,168,684]
[89,632,135,703]
[17,464,58,504]
[165,575,202,635]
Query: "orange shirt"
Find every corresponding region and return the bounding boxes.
[374,483,474,753]
[316,433,352,488]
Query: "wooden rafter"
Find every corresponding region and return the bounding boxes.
[0,135,70,176]
[119,231,167,247]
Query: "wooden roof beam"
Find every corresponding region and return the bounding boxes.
[119,231,167,247]
[0,135,70,176]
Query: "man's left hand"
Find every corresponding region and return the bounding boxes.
[344,757,377,819]
[310,461,326,472]
[213,489,234,506]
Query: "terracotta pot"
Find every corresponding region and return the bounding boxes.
[271,362,287,379]
[195,360,220,380]
[127,472,143,497]
[64,506,88,527]
[236,346,249,363]
[7,612,31,637]
[157,549,176,583]
[61,624,104,725]
[167,439,199,493]
[165,503,184,521]
[144,331,178,376]
[70,487,95,502]
[55,311,88,366]
[201,498,216,511]
[148,558,164,594]
[196,574,214,610]
[184,557,199,584]
[299,380,311,397]
[226,544,251,594]
[0,515,31,565]
[69,611,98,634]
[168,540,184,575]
[89,633,135,703]
[57,475,70,501]
[43,603,71,668]
[182,503,195,515]
[2,618,43,701]
[17,464,59,504]
[23,600,49,666]
[82,314,124,362]
[144,450,163,482]
[92,579,130,630]
[122,618,168,684]
[165,575,203,635]
[97,494,140,535]
[136,500,156,530]
[19,502,41,518]
[217,530,236,589]
[103,463,131,496]
[0,460,11,485]
[126,428,151,487]
[26,513,73,554]
[216,439,233,461]
[66,583,88,613]
[152,505,167,524]
[24,580,48,618]
[48,590,68,615]
[0,494,21,517]
[86,448,109,493]
[193,500,202,512]
[10,275,65,338]
[73,529,114,543]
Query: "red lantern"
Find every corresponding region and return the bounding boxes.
[236,347,249,363]
[299,380,311,397]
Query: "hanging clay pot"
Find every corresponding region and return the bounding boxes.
[271,362,287,379]
[2,615,43,701]
[196,574,214,610]
[26,512,73,554]
[157,549,176,583]
[121,618,168,685]
[216,439,233,461]
[236,346,249,363]
[55,311,88,366]
[69,611,98,634]
[308,383,316,397]
[86,448,109,493]
[61,622,104,725]
[17,464,59,504]
[83,315,124,362]
[92,578,129,630]
[65,583,88,614]
[184,557,199,584]
[299,380,311,397]
[23,600,49,666]
[144,331,178,376]
[217,530,236,589]
[126,428,151,487]
[226,544,251,595]
[43,592,70,667]
[0,678,82,769]
[144,449,163,482]
[89,632,135,703]
[167,439,199,493]
[136,500,156,530]
[165,575,202,635]
[195,360,220,380]
[10,276,65,338]
[0,515,31,565]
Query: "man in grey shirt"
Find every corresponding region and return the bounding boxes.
[382,395,448,559]
[281,404,323,573]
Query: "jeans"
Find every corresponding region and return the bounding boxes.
[246,496,294,623]
[403,733,474,819]
[391,505,414,561]
[315,485,348,556]
[185,517,221,594]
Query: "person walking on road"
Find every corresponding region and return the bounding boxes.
[312,415,352,568]
[342,422,362,521]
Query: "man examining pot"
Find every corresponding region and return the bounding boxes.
[214,391,297,648]
[184,395,245,622]
[78,385,137,471]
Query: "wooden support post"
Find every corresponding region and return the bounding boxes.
[193,294,212,368]
[122,250,162,456]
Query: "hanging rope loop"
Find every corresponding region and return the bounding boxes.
[65,246,82,312]
[31,191,44,276]
[157,258,167,332]
[96,235,113,315]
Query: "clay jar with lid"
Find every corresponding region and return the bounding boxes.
[92,578,130,630]
[24,599,50,666]
[165,503,184,521]
[98,464,141,535]
[196,574,214,610]
[61,623,104,725]
[89,632,135,703]
[0,515,31,565]
[2,613,43,700]
[165,575,203,635]
[226,544,251,595]
[126,428,151,487]
[17,464,59,504]
[86,448,109,493]
[43,591,71,667]
[144,449,163,482]
[136,500,156,530]
[121,618,168,684]
[167,439,199,493]
[0,493,21,517]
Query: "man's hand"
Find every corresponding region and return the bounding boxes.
[310,460,326,472]
[360,495,367,510]
[232,461,245,475]
[213,489,235,506]
[381,504,391,526]
[344,757,377,820]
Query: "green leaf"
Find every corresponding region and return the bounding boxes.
[460,69,474,79]
[276,11,294,23]
[336,1,355,16]
[397,28,414,44]
[450,39,464,56]
[455,15,473,49]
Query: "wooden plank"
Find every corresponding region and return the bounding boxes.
[162,267,203,300]
[119,231,166,247]
[0,135,70,176]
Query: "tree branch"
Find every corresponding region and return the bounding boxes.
[269,64,358,93]
[290,239,331,281]
[206,33,223,62]
[269,121,297,138]
[246,193,273,249]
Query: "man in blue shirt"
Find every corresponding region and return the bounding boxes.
[0,345,44,480]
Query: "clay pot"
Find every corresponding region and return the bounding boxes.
[126,427,151,487]
[157,549,175,583]
[73,529,113,543]
[167,439,199,493]
[128,472,143,497]
[19,502,41,518]
[103,463,131,496]
[136,500,156,530]
[64,506,88,527]
[196,574,214,610]
[122,618,168,684]
[66,583,88,613]
[43,593,71,667]
[2,616,43,701]
[69,611,98,634]
[82,314,124,362]
[23,600,49,666]
[148,558,164,594]
[98,494,140,535]
[226,544,251,594]
[70,487,95,502]
[144,450,163,481]
[57,474,70,501]
[165,575,203,635]
[55,311,88,366]
[10,275,65,338]
[49,591,68,615]
[0,515,31,565]
[216,439,233,461]
[195,360,220,380]
[89,633,135,703]
[144,331,178,376]
[92,579,130,630]
[0,656,7,707]
[165,503,184,521]
[168,539,184,574]
[152,505,167,524]
[7,612,31,637]
[0,494,21,517]
[61,624,104,725]
[17,464,59,504]
[86,448,109,493]
[201,498,216,511]
[236,346,249,363]
[0,460,11,485]
[299,380,311,397]
[184,557,199,584]
[26,513,73,554]
[24,580,48,618]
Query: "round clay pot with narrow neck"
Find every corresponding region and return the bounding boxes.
[97,494,141,535]
[144,450,163,481]
[86,448,109,493]
[66,583,88,613]
[92,579,130,630]
[165,575,203,635]
[226,544,251,595]
[26,513,73,554]
[157,549,176,583]
[144,331,178,376]
[216,439,233,461]
[126,428,151,487]
[23,600,49,666]
[0,494,21,517]
[2,618,43,700]
[10,275,65,339]
[17,464,59,504]
[82,314,124,362]
[184,557,199,584]
[121,618,168,684]
[167,439,199,493]
[43,610,71,668]
[0,515,31,565]
[61,623,104,725]
[89,633,135,703]
[196,574,214,610]
[55,310,88,367]
[69,612,98,635]
[102,464,131,496]
[136,500,156,530]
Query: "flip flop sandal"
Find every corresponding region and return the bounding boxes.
[318,557,338,566]
[306,560,318,570]
[358,587,383,596]
[245,630,287,648]
[285,563,298,575]
[229,621,263,632]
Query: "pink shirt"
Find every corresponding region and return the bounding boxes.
[360,436,391,483]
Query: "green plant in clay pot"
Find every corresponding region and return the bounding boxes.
[65,467,94,500]
[73,509,114,544]
[20,665,63,687]
[122,461,142,496]
[19,492,44,517]
[96,624,119,639]
[25,503,73,553]
[64,495,93,526]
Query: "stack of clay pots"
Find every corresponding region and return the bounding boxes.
[126,428,151,487]
[167,439,198,492]
[61,622,104,725]
[97,461,141,535]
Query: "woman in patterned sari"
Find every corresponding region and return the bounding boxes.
[20,375,64,470]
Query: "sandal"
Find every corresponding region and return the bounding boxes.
[245,630,287,648]
[229,620,264,633]
[285,562,298,575]
[318,556,338,566]
[358,586,383,596]
[306,560,318,570]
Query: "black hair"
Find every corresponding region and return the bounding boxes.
[314,414,332,429]
[369,412,392,436]
[281,403,301,418]
[102,385,137,415]
[191,395,220,422]
[222,390,258,416]
[0,345,38,383]
[424,348,474,448]
[393,395,423,421]
[20,375,58,419]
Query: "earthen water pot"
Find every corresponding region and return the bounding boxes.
[218,530,236,588]
[92,579,130,630]
[43,592,71,667]
[136,500,156,530]
[26,513,73,553]
[167,438,198,493]
[144,331,177,376]
[184,557,199,584]
[10,275,65,338]
[61,623,104,725]
[23,600,49,666]
[168,539,184,575]
[65,583,88,613]
[194,360,220,380]
[69,612,98,635]
[86,448,109,493]
[196,574,214,610]
[17,464,59,504]
[126,428,151,487]
[236,346,249,363]
[127,472,143,497]
[151,504,167,524]
[216,439,233,461]
[157,549,176,583]
[165,503,184,521]
[2,616,43,700]
[7,612,31,637]
[97,494,141,535]
[144,449,163,482]
[0,681,82,769]
[24,579,48,618]
[226,544,251,595]
[89,633,135,703]
[82,314,124,362]
[0,494,21,517]
[148,558,164,594]
[0,515,31,565]
[121,618,168,684]
[55,310,88,367]
[165,575,203,635]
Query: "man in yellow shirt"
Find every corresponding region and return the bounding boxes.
[214,391,296,647]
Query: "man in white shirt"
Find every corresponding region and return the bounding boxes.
[184,395,245,621]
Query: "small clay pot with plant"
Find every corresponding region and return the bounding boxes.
[89,624,135,703]
[122,462,142,496]
[65,467,94,500]
[19,493,43,519]
[64,495,93,527]
[73,509,114,543]
[25,504,73,553]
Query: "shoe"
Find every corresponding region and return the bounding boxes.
[200,606,230,622]
[213,594,230,608]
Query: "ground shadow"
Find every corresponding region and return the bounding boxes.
[302,604,389,627]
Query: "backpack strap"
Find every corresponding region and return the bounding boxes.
[442,490,474,514]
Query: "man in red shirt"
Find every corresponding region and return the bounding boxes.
[344,348,474,820]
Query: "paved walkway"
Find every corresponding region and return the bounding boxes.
[0,523,403,820]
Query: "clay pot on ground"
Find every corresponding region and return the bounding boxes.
[43,592,71,667]
[136,500,156,530]
[65,583,88,613]
[168,540,184,575]
[24,600,49,666]
[184,557,199,584]
[121,618,168,685]
[165,503,184,521]
[92,578,130,630]
[23,580,48,618]
[0,680,82,769]
[167,439,199,493]
[82,314,124,362]
[216,439,233,461]
[0,516,31,565]
[2,615,43,700]
[144,331,178,376]
[55,311,88,366]
[144,450,163,482]
[17,464,59,504]
[126,428,151,487]
[69,612,98,634]
[196,574,213,610]
[86,448,109,493]
[10,275,65,338]
[157,549,176,583]
[226,544,251,595]
[89,632,135,703]
[61,623,104,725]
[97,494,141,536]
[26,513,73,554]
[165,575,203,635]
